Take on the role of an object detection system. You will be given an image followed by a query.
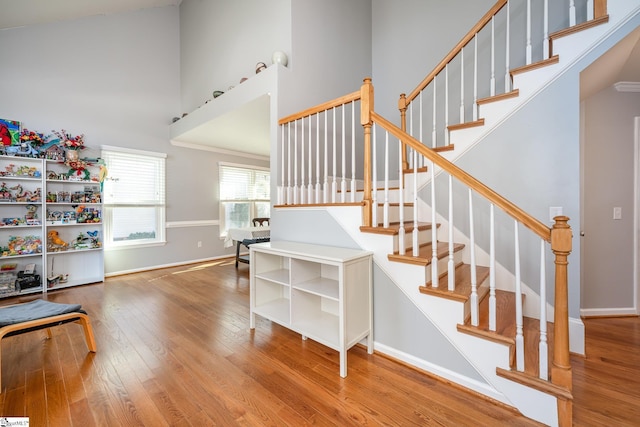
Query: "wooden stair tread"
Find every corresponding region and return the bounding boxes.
[419,263,490,302]
[388,241,463,266]
[403,166,428,174]
[477,89,519,105]
[457,289,556,379]
[360,221,434,235]
[448,118,485,132]
[510,55,559,76]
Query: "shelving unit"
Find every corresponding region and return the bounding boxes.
[0,155,104,298]
[250,241,373,377]
[0,155,45,297]
[44,159,104,290]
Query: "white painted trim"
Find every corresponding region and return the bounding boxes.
[172,140,270,161]
[569,316,585,355]
[105,255,233,277]
[613,81,640,92]
[580,307,639,317]
[218,161,270,171]
[635,116,640,314]
[373,341,506,402]
[101,144,167,158]
[166,220,218,228]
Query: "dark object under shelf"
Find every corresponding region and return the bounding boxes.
[236,237,270,268]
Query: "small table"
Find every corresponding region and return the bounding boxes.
[225,226,270,267]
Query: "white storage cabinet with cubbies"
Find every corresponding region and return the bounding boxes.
[249,241,373,377]
[0,155,45,297]
[44,159,104,290]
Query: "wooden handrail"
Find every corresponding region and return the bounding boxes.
[370,111,551,242]
[278,90,361,125]
[405,0,508,104]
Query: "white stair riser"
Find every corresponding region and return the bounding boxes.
[423,248,465,286]
[392,228,433,253]
[376,204,416,223]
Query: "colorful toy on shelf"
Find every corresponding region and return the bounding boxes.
[87,230,101,248]
[6,235,42,256]
[0,183,10,202]
[47,230,68,251]
[10,184,30,202]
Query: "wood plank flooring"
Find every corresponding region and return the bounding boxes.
[0,259,636,426]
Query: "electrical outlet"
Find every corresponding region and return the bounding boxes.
[613,207,622,220]
[197,241,202,248]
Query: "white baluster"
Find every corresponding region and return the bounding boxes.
[569,0,576,26]
[505,1,512,92]
[587,0,594,20]
[514,221,524,371]
[341,105,347,203]
[398,140,405,256]
[460,47,465,123]
[419,92,424,169]
[418,91,422,141]
[490,16,496,96]
[469,189,478,326]
[539,239,549,380]
[408,103,413,168]
[287,122,292,205]
[316,113,321,203]
[447,175,455,291]
[351,102,356,202]
[543,0,549,60]
[489,204,496,331]
[445,64,450,146]
[526,0,532,65]
[431,160,438,287]
[308,115,313,204]
[383,131,390,228]
[293,119,299,204]
[323,110,329,203]
[300,116,305,205]
[473,34,478,121]
[432,74,438,148]
[332,107,337,203]
[372,124,378,227]
[413,150,419,257]
[279,124,285,205]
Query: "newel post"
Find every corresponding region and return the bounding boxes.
[398,93,409,171]
[361,78,374,228]
[550,215,573,426]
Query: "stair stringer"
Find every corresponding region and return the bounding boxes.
[441,2,640,165]
[324,204,561,426]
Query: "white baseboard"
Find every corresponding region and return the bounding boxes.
[569,316,585,355]
[105,255,231,277]
[580,307,639,317]
[373,341,506,403]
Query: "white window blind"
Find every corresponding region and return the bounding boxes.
[102,146,166,248]
[219,163,270,236]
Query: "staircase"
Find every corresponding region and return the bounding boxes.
[274,1,640,426]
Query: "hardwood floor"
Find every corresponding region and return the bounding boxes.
[0,260,637,426]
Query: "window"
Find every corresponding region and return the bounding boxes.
[219,163,270,237]
[102,146,166,248]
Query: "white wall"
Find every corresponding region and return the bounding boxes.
[0,6,270,275]
[179,0,291,113]
[583,86,640,311]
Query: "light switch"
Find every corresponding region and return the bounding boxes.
[613,207,622,220]
[549,206,563,222]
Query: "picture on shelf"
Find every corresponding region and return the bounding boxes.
[0,118,20,147]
